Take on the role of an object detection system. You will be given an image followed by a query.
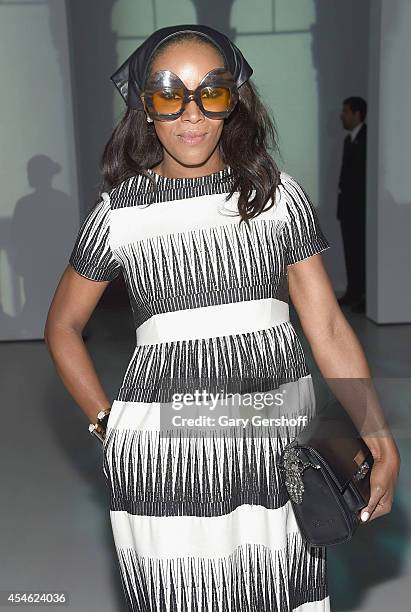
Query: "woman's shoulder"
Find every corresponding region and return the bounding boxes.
[106,171,157,209]
[268,170,320,227]
[108,171,151,195]
[275,170,314,206]
[277,170,304,192]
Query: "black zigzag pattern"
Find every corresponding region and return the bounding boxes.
[69,170,330,291]
[102,416,315,517]
[118,217,288,329]
[116,539,328,612]
[117,322,309,403]
[278,174,331,266]
[109,166,236,207]
[69,195,122,281]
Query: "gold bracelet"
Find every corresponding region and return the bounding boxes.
[88,407,111,443]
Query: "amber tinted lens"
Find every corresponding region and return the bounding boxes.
[151,88,184,114]
[201,86,231,112]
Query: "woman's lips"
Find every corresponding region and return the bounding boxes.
[177,132,207,145]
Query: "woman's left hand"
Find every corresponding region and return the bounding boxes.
[358,437,401,523]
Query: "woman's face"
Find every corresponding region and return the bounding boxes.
[147,41,226,170]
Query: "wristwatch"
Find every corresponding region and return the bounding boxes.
[88,408,111,443]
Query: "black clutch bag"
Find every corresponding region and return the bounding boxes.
[279,397,374,547]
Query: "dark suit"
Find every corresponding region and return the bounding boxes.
[337,123,367,302]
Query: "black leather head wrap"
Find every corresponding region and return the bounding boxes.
[110,24,253,110]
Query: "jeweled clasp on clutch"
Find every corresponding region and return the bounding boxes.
[279,444,321,504]
[353,460,370,482]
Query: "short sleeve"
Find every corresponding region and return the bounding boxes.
[69,192,121,281]
[280,173,331,266]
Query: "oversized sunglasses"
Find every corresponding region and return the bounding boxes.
[140,67,239,120]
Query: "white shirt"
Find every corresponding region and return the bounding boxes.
[350,122,363,142]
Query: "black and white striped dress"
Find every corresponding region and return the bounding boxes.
[69,166,331,612]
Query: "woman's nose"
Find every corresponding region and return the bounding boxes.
[181,98,204,121]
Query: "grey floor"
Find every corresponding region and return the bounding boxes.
[1,299,410,612]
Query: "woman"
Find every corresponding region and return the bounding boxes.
[44,24,400,612]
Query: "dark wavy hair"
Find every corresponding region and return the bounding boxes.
[100,32,282,224]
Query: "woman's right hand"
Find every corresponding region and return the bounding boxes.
[358,435,401,523]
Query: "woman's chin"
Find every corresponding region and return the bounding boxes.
[172,150,215,168]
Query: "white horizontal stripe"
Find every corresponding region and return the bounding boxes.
[110,191,287,247]
[109,502,300,558]
[294,599,330,612]
[135,298,290,345]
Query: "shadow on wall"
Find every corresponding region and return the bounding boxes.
[3,155,76,338]
[191,0,236,39]
[1,0,83,339]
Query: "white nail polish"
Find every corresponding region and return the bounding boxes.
[361,511,369,522]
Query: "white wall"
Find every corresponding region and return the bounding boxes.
[0,0,79,340]
[367,0,411,323]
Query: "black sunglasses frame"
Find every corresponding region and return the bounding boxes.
[140,67,239,120]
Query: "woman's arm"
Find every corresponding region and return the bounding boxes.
[44,265,112,425]
[288,253,401,522]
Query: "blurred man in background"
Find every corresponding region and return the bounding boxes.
[337,96,367,313]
